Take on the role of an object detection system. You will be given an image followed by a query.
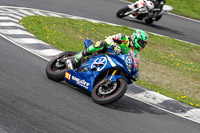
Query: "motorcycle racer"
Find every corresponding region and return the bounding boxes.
[66,29,149,81]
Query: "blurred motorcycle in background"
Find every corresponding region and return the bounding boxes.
[116,0,173,24]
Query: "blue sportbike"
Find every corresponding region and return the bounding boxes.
[46,39,140,105]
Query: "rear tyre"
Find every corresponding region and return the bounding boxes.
[92,78,127,105]
[116,6,132,18]
[46,51,77,82]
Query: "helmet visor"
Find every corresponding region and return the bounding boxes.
[138,39,147,48]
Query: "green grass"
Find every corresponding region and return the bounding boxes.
[20,16,200,108]
[129,0,200,20]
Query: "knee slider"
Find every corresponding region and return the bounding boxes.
[94,41,107,48]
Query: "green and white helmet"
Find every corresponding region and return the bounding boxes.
[131,29,149,51]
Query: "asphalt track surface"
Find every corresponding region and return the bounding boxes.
[0,0,200,133]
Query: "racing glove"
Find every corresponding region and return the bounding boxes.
[111,44,121,54]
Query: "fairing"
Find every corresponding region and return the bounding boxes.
[63,39,139,92]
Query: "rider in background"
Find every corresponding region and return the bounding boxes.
[149,0,166,20]
[66,29,149,81]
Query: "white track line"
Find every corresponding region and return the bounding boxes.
[18,9,36,16]
[14,38,49,44]
[32,10,47,16]
[0,29,34,36]
[0,33,49,61]
[0,16,19,22]
[6,14,22,20]
[0,22,25,28]
[125,93,200,124]
[167,13,200,23]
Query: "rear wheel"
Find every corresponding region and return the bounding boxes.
[116,6,132,18]
[92,78,127,105]
[46,51,77,82]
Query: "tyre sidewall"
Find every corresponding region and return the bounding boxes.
[91,78,127,105]
[144,18,153,24]
[116,6,131,18]
[46,51,77,82]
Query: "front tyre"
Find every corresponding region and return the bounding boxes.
[92,78,127,105]
[46,51,77,82]
[155,15,162,22]
[116,6,132,18]
[144,18,154,24]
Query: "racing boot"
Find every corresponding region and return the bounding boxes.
[65,49,90,70]
[65,57,77,70]
[152,11,160,21]
[151,7,162,21]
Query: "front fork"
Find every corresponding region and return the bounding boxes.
[101,68,118,88]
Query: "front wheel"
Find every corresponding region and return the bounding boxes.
[116,6,132,18]
[144,18,154,24]
[92,78,127,105]
[154,15,162,22]
[46,51,77,82]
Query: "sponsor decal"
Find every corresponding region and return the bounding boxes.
[132,57,139,69]
[65,72,71,80]
[91,57,107,71]
[72,76,90,89]
[125,55,132,64]
[125,55,133,71]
